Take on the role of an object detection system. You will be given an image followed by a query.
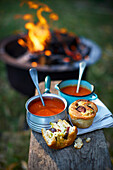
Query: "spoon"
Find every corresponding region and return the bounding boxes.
[29,68,45,106]
[76,61,86,93]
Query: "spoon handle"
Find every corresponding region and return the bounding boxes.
[29,68,45,106]
[44,76,51,93]
[76,61,86,93]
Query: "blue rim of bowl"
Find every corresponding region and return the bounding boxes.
[57,79,95,97]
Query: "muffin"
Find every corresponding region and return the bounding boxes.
[42,119,77,149]
[69,99,98,128]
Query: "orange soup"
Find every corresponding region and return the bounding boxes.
[61,85,91,96]
[28,97,65,117]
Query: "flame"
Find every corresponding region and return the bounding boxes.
[49,13,59,21]
[23,14,33,21]
[28,1,39,9]
[17,1,59,53]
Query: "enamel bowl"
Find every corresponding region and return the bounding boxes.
[55,79,98,106]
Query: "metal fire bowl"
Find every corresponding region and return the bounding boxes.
[0,34,101,71]
[0,34,102,96]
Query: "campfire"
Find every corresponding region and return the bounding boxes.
[0,1,101,96]
[15,1,90,68]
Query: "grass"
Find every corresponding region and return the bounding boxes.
[0,0,113,169]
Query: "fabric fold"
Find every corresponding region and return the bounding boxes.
[77,98,113,135]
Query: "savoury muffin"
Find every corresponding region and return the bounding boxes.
[69,99,98,128]
[42,119,77,149]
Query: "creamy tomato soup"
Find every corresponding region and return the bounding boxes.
[61,85,91,96]
[28,97,65,116]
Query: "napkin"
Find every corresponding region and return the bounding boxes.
[77,98,113,135]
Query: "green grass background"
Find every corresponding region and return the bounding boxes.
[0,0,113,169]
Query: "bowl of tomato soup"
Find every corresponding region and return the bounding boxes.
[25,93,67,133]
[55,80,98,106]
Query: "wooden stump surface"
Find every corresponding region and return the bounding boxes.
[28,81,112,170]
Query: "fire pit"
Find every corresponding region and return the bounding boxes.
[0,2,101,96]
[0,32,101,96]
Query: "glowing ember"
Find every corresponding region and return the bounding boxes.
[45,50,52,56]
[17,1,59,53]
[71,45,76,51]
[31,62,38,67]
[59,28,67,34]
[75,53,82,61]
[63,57,70,63]
[18,39,26,47]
